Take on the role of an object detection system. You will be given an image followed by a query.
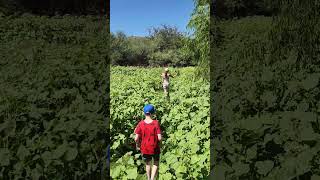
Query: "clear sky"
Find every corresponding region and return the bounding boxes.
[110,0,195,37]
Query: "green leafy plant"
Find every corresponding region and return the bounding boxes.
[110,66,210,179]
[0,15,109,179]
[211,6,320,178]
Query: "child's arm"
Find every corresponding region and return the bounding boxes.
[134,134,139,142]
[157,134,162,141]
[134,123,141,149]
[157,134,162,149]
[134,133,141,150]
[156,121,162,141]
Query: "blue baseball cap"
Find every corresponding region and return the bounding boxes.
[144,104,155,114]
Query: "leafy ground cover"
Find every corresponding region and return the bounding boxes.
[0,15,108,179]
[211,16,320,179]
[110,66,210,179]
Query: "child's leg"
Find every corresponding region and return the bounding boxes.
[145,158,151,180]
[151,160,159,180]
[164,86,168,96]
[151,155,160,180]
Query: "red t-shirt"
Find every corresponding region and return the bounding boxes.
[134,119,161,155]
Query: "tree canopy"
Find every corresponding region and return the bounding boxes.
[110,25,196,67]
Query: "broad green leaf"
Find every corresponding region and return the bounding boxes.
[136,160,141,166]
[17,145,30,160]
[160,173,173,180]
[176,165,187,173]
[241,117,263,130]
[31,165,42,180]
[64,147,78,161]
[246,145,257,160]
[300,123,317,141]
[111,165,121,178]
[255,160,274,175]
[232,162,250,176]
[53,143,67,159]
[126,167,138,179]
[300,74,319,90]
[191,155,200,163]
[127,157,134,165]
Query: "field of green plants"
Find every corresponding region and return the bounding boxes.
[110,66,210,179]
[211,15,320,179]
[0,15,108,179]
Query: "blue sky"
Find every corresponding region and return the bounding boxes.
[110,0,195,37]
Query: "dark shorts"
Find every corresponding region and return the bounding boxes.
[142,154,160,161]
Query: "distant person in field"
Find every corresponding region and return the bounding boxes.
[161,67,174,96]
[134,104,162,180]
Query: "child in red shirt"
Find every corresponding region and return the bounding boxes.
[134,104,162,180]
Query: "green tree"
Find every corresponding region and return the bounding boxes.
[110,31,131,65]
[110,25,195,67]
[147,25,192,66]
[188,0,210,79]
[127,36,154,66]
[147,24,184,52]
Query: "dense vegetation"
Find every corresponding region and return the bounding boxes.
[110,67,210,179]
[108,0,210,69]
[1,0,319,179]
[109,0,210,69]
[188,0,210,79]
[0,0,106,15]
[110,25,197,67]
[213,0,274,18]
[109,1,211,179]
[0,15,109,179]
[211,0,320,179]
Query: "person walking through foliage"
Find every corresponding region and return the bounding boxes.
[161,67,174,97]
[134,104,162,180]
